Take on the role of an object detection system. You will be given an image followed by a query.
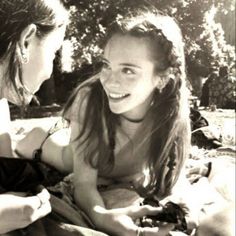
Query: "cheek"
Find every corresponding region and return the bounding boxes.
[44,58,53,76]
[100,69,112,84]
[99,73,107,84]
[41,50,55,76]
[29,56,53,89]
[99,77,107,91]
[127,76,150,91]
[132,79,156,98]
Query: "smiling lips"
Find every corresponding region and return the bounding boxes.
[108,92,130,101]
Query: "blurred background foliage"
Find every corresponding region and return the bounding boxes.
[36,0,235,105]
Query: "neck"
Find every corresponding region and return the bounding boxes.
[0,72,23,105]
[121,92,154,124]
[0,60,34,105]
[120,115,144,123]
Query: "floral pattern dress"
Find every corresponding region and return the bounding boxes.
[209,75,236,109]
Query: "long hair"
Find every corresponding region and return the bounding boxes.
[0,0,68,103]
[64,7,191,198]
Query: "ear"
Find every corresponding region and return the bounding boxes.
[153,75,170,92]
[18,24,37,63]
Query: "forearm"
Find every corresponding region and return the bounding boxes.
[0,99,12,157]
[74,185,105,225]
[74,185,136,236]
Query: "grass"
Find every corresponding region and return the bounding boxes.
[10,108,235,149]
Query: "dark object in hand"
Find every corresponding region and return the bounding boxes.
[140,198,187,231]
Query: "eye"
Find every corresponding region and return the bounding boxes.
[122,67,135,75]
[101,61,111,70]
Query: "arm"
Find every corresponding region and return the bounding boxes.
[71,120,134,235]
[0,133,13,157]
[15,126,73,173]
[72,144,147,236]
[0,188,51,234]
[71,121,173,236]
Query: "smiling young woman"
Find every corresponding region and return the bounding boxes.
[58,7,192,236]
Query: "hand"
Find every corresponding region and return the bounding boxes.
[160,194,198,232]
[15,127,48,159]
[0,188,51,234]
[186,161,210,183]
[97,205,174,236]
[128,205,175,236]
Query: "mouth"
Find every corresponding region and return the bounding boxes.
[108,92,130,101]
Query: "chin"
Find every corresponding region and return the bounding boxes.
[109,104,123,114]
[109,104,127,114]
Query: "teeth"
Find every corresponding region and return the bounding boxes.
[109,93,128,99]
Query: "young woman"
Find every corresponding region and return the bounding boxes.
[62,8,192,236]
[0,0,68,233]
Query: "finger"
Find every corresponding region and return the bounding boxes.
[26,195,44,210]
[157,223,175,235]
[30,200,52,222]
[6,191,28,197]
[186,167,201,175]
[188,174,202,183]
[187,165,208,176]
[130,205,163,218]
[142,224,175,236]
[27,189,50,210]
[36,188,50,203]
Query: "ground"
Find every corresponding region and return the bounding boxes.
[8,107,236,236]
[200,108,235,146]
[10,107,235,146]
[200,108,235,131]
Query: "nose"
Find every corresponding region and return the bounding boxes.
[105,71,121,88]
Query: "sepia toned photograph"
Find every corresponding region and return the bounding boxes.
[0,0,235,235]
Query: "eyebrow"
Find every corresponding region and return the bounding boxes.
[101,58,142,69]
[120,63,142,69]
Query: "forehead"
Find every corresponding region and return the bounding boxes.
[104,34,155,64]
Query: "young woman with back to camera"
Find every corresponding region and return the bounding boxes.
[0,0,68,233]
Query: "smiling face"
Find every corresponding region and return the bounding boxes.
[100,33,160,121]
